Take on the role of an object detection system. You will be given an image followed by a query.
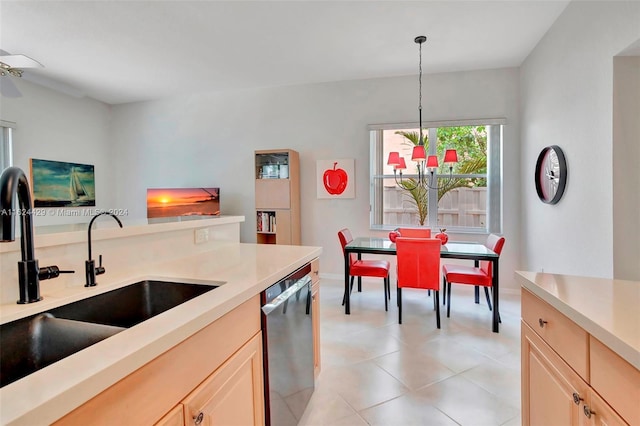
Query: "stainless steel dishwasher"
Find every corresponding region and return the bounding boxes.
[261,263,314,426]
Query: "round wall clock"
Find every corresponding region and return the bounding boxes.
[535,145,567,204]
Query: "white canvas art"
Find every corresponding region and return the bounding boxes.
[316,159,355,199]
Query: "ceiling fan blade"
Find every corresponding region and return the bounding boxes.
[0,54,44,69]
[0,76,22,98]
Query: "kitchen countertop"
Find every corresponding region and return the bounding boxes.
[516,271,640,370]
[0,241,322,426]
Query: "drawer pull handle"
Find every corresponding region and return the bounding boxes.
[194,412,204,425]
[583,405,594,419]
[572,392,583,405]
[538,318,548,328]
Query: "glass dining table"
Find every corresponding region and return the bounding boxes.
[344,237,501,332]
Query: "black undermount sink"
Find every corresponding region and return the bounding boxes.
[1,280,220,388]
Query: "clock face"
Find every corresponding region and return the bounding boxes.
[535,146,567,204]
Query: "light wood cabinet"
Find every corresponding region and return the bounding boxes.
[55,297,262,426]
[521,288,638,426]
[522,322,588,426]
[311,258,321,378]
[182,333,264,426]
[255,149,300,245]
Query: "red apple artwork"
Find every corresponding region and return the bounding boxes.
[323,162,348,195]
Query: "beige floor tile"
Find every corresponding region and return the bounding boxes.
[415,375,519,425]
[298,387,357,425]
[501,413,522,426]
[460,358,521,409]
[360,393,459,425]
[373,349,456,390]
[318,360,409,411]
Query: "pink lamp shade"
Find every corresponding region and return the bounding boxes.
[396,157,407,170]
[444,149,458,164]
[411,145,426,161]
[387,151,401,166]
[426,155,439,169]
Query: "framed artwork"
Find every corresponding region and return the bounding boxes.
[147,187,220,218]
[316,159,355,199]
[30,158,96,207]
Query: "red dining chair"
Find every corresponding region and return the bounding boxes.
[396,237,442,327]
[397,228,431,238]
[442,234,505,319]
[338,229,391,311]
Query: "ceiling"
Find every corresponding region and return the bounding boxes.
[0,1,570,105]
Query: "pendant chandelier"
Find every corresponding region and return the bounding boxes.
[386,36,458,191]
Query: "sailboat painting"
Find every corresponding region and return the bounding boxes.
[147,188,220,219]
[30,158,96,207]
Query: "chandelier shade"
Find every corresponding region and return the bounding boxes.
[444,149,458,164]
[411,145,427,161]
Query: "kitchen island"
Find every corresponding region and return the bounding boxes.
[517,271,639,425]
[0,218,321,425]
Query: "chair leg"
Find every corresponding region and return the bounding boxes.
[442,277,447,305]
[435,290,441,329]
[342,276,356,306]
[384,277,389,312]
[397,287,402,324]
[447,281,452,318]
[387,276,391,300]
[358,276,362,292]
[484,287,492,311]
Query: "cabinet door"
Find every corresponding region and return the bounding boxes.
[255,179,290,209]
[584,389,629,426]
[155,405,185,426]
[522,322,589,426]
[312,281,321,378]
[182,333,264,426]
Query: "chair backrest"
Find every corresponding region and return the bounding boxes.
[337,228,358,265]
[396,237,441,291]
[481,234,506,277]
[397,228,431,238]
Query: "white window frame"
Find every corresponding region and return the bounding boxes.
[1,120,15,170]
[369,118,504,234]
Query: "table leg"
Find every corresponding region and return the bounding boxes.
[357,254,362,292]
[474,260,480,304]
[344,251,351,315]
[492,257,499,333]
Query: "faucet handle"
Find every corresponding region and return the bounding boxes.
[95,254,106,276]
[38,265,76,281]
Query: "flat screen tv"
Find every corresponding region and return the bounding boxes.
[146,187,220,219]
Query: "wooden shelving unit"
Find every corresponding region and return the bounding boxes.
[255,149,300,245]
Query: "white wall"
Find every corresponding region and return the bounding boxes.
[613,56,640,280]
[520,1,640,277]
[0,78,114,225]
[110,69,522,288]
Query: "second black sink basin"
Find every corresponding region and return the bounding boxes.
[50,280,220,328]
[1,314,124,387]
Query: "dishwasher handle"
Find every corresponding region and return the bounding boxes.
[261,275,311,315]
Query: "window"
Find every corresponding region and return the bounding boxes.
[370,119,503,233]
[1,120,15,171]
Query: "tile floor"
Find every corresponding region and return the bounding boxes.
[299,278,522,426]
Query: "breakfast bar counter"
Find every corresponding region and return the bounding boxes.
[0,240,321,425]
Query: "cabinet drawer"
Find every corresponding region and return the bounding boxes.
[521,289,589,381]
[590,336,639,425]
[311,258,320,284]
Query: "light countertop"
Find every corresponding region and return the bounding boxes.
[0,241,321,426]
[516,271,640,370]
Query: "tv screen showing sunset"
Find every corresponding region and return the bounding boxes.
[147,188,220,218]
